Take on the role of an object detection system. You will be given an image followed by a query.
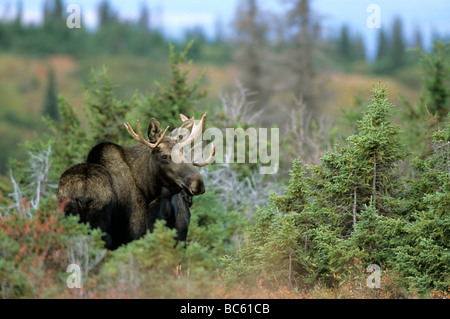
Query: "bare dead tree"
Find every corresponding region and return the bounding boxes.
[202,163,282,220]
[1,145,53,218]
[68,236,106,279]
[219,81,263,126]
[271,0,323,118]
[67,235,106,298]
[281,95,332,168]
[288,0,317,108]
[233,0,270,107]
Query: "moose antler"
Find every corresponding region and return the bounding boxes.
[178,113,215,167]
[180,114,193,122]
[178,113,207,148]
[124,120,169,148]
[194,144,216,167]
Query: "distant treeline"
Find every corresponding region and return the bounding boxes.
[0,0,448,174]
[0,0,446,71]
[0,0,231,63]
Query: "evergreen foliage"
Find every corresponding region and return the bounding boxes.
[223,85,449,295]
[84,67,134,145]
[391,17,406,70]
[138,41,208,129]
[335,25,366,70]
[0,44,244,298]
[0,0,228,60]
[398,40,449,162]
[418,41,450,119]
[42,67,59,122]
[372,18,411,75]
[0,17,448,297]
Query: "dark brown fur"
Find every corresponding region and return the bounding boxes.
[148,188,192,247]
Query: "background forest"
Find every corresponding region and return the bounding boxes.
[0,0,449,299]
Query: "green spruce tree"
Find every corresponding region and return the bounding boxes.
[373,29,390,74]
[43,67,59,122]
[419,41,450,120]
[224,84,410,291]
[397,114,450,292]
[391,17,406,71]
[84,67,134,145]
[138,41,207,129]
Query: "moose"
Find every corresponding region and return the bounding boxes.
[57,113,215,250]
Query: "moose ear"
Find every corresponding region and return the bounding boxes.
[147,118,162,143]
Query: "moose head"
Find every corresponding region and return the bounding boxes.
[123,113,215,196]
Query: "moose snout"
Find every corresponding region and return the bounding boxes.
[186,176,205,195]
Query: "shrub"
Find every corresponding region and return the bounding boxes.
[97,219,229,299]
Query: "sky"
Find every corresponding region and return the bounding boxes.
[1,0,449,59]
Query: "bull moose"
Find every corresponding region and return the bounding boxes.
[57,113,215,250]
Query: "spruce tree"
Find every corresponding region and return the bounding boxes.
[391,17,406,71]
[347,84,408,211]
[43,67,59,122]
[45,96,88,179]
[419,41,450,120]
[224,84,409,290]
[234,0,268,106]
[373,29,390,74]
[397,115,449,292]
[84,67,133,145]
[375,29,388,63]
[138,42,207,129]
[308,84,407,235]
[337,24,354,67]
[288,0,317,109]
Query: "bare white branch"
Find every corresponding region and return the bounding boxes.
[219,81,263,126]
[281,95,333,166]
[1,145,53,218]
[202,163,282,220]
